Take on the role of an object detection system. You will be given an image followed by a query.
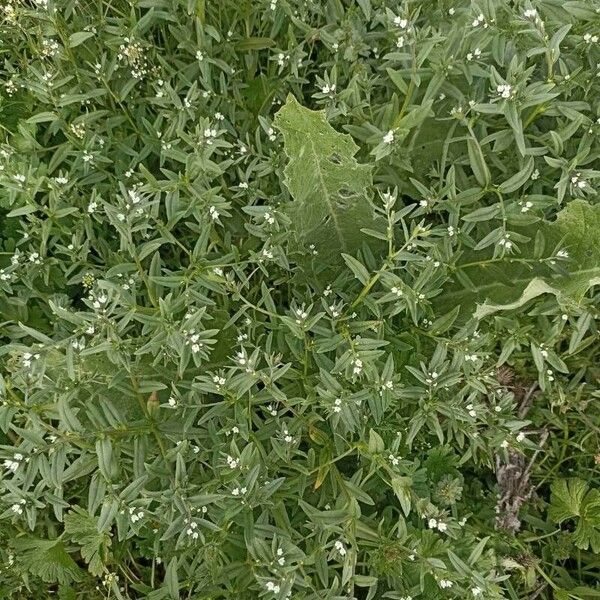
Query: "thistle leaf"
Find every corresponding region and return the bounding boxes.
[274,95,381,268]
[445,200,600,319]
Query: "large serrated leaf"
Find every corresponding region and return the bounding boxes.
[274,95,381,268]
[444,200,600,319]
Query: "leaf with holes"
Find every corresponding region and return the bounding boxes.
[274,95,382,269]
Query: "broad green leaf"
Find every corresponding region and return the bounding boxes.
[64,507,110,576]
[274,95,381,267]
[549,479,600,553]
[11,538,83,584]
[446,200,600,319]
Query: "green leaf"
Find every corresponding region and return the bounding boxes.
[274,95,382,267]
[165,557,180,600]
[467,137,491,188]
[549,479,600,553]
[447,200,600,319]
[64,507,111,576]
[11,538,82,584]
[69,32,95,47]
[342,253,370,285]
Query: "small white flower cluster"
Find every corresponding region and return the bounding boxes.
[379,380,394,396]
[425,371,439,386]
[466,403,477,418]
[472,13,487,28]
[213,374,226,389]
[90,291,108,311]
[321,83,336,95]
[438,578,453,588]
[332,398,342,413]
[185,330,204,354]
[584,33,599,44]
[276,52,290,67]
[11,499,26,515]
[209,205,220,221]
[571,173,587,188]
[22,352,40,368]
[129,507,144,523]
[328,303,341,318]
[203,127,219,145]
[42,38,60,58]
[185,520,199,539]
[282,427,293,443]
[496,83,514,99]
[226,455,240,469]
[334,540,347,557]
[467,48,481,61]
[118,38,149,80]
[3,453,24,473]
[521,200,533,213]
[383,130,395,144]
[352,357,363,375]
[263,211,275,224]
[70,122,86,139]
[427,517,448,532]
[265,581,280,594]
[294,305,308,323]
[389,454,400,466]
[498,234,513,250]
[231,485,247,496]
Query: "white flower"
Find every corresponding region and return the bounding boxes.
[394,17,408,29]
[472,587,482,596]
[436,521,448,532]
[383,130,395,144]
[168,396,177,407]
[524,9,538,19]
[226,455,240,469]
[3,457,20,472]
[439,579,453,589]
[428,518,438,529]
[389,454,400,466]
[333,398,342,413]
[11,503,24,515]
[496,83,513,99]
[265,581,280,594]
[334,540,347,556]
[521,200,533,213]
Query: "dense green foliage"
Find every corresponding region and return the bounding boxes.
[1,0,600,598]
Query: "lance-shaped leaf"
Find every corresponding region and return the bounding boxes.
[444,200,600,319]
[274,95,381,267]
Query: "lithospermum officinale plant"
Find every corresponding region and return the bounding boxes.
[1,0,600,599]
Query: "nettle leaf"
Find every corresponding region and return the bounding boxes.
[274,95,382,268]
[447,200,600,319]
[549,479,600,553]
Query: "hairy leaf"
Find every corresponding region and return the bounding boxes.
[446,200,600,319]
[274,95,381,268]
